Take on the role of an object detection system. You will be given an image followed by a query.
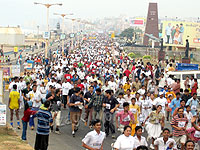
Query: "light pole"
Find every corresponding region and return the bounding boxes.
[34,2,62,58]
[66,18,76,52]
[54,13,73,56]
[37,25,40,51]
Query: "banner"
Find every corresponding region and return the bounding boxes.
[14,47,18,53]
[0,70,3,103]
[162,21,200,47]
[130,19,144,26]
[0,66,10,78]
[176,63,199,71]
[0,105,6,125]
[11,65,20,76]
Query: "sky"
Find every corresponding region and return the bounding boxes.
[0,0,199,29]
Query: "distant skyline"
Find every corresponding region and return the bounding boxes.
[1,0,200,29]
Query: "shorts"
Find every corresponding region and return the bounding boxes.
[9,105,19,110]
[70,111,80,124]
[174,135,186,144]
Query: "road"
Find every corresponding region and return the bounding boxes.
[4,90,173,150]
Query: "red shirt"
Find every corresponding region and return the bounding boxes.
[64,74,72,82]
[131,66,136,72]
[22,108,37,122]
[124,69,131,77]
[77,84,85,90]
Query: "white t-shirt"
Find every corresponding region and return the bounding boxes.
[57,72,63,80]
[154,137,177,150]
[114,134,135,150]
[153,97,168,112]
[9,82,19,92]
[62,82,71,95]
[132,136,148,149]
[27,90,41,108]
[82,130,106,149]
[108,81,117,93]
[55,83,62,89]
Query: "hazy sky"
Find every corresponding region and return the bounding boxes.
[1,0,199,28]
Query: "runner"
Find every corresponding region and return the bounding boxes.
[82,119,106,150]
[8,84,20,128]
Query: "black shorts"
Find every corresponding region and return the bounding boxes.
[34,133,49,150]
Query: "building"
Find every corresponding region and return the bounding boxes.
[0,27,25,46]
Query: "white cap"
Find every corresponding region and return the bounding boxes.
[159,92,164,95]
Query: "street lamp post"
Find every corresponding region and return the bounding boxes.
[34,2,62,58]
[66,18,76,52]
[37,25,40,51]
[54,13,73,56]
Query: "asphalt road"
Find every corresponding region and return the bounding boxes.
[5,89,173,150]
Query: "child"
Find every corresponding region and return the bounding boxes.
[184,105,193,129]
[129,98,140,136]
[21,102,37,140]
[116,93,125,113]
[187,84,191,94]
[166,95,173,122]
[133,126,148,149]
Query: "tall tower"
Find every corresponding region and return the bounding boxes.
[143,3,159,46]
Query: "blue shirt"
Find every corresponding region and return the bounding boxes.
[36,109,53,135]
[186,98,199,116]
[170,98,181,115]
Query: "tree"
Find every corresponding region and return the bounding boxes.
[120,28,135,40]
[120,28,143,41]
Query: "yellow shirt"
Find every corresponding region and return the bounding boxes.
[129,104,140,124]
[131,91,136,95]
[43,79,48,86]
[123,83,131,92]
[168,67,175,71]
[9,90,20,109]
[165,91,176,102]
[97,80,103,86]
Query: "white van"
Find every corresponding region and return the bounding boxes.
[167,70,200,96]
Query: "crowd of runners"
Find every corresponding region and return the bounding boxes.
[7,34,200,150]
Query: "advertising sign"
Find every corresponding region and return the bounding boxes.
[60,33,66,40]
[0,70,3,103]
[0,105,6,125]
[14,47,18,53]
[162,21,200,47]
[130,19,144,26]
[0,66,10,78]
[11,65,20,76]
[176,63,199,71]
[43,32,50,39]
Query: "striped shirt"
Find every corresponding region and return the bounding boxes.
[36,109,53,135]
[171,114,188,136]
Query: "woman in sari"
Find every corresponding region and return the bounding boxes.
[173,24,180,44]
[191,79,198,96]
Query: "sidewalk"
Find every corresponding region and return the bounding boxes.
[0,125,33,150]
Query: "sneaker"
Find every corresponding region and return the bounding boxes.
[66,120,71,125]
[74,126,78,132]
[112,135,116,139]
[55,130,61,134]
[72,131,75,137]
[17,126,21,129]
[81,118,85,122]
[150,144,154,149]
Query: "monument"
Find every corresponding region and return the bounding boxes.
[143,3,159,46]
[182,39,190,64]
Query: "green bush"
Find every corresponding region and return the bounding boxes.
[143,55,151,59]
[128,52,135,58]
